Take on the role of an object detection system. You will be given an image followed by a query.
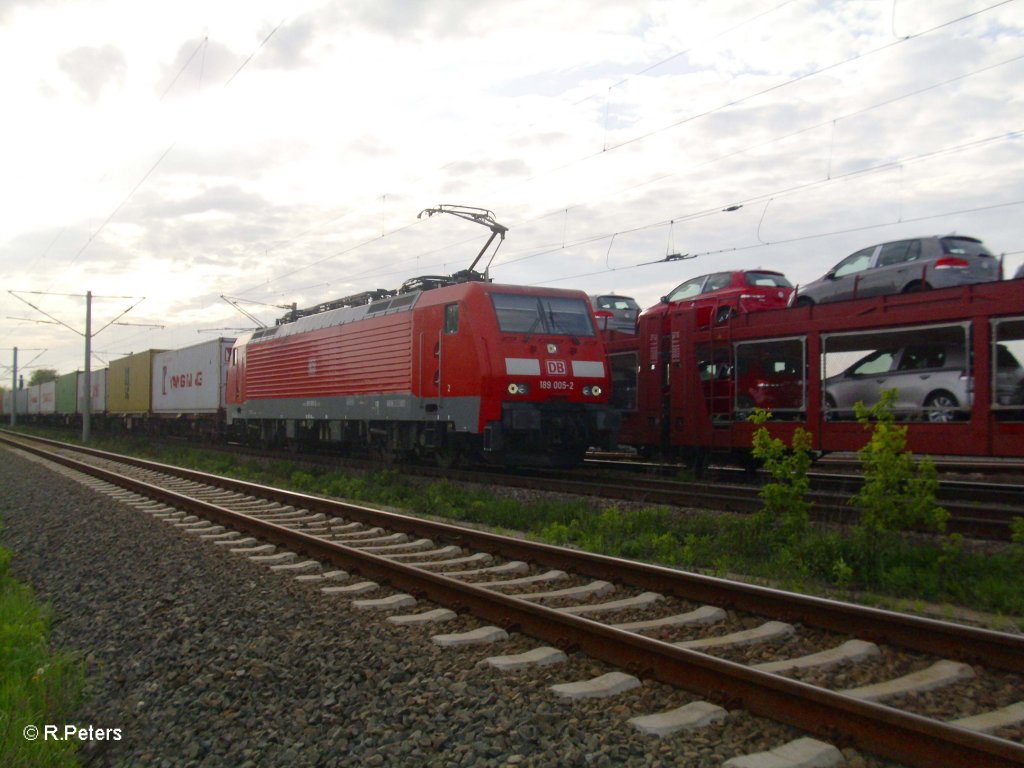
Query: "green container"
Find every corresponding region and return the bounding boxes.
[55,371,78,415]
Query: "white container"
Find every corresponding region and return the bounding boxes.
[151,338,234,414]
[78,368,108,414]
[27,384,41,414]
[39,380,56,414]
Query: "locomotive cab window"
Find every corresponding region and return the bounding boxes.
[491,293,595,337]
[444,303,459,334]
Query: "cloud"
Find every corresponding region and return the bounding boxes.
[255,15,319,70]
[154,38,237,99]
[331,0,479,41]
[57,44,126,102]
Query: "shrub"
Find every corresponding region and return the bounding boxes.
[748,408,813,543]
[852,390,948,536]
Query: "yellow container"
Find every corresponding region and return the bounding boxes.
[107,350,164,414]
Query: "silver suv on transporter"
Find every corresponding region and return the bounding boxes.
[791,235,1001,307]
[824,342,1024,422]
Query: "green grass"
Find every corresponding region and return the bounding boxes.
[0,540,85,768]
[15,427,1024,627]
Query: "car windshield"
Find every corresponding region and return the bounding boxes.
[491,293,596,337]
[833,247,874,278]
[595,296,639,311]
[666,278,705,301]
[744,272,792,288]
[941,237,993,258]
[849,350,896,376]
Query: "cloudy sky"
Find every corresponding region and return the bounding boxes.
[1,0,1022,377]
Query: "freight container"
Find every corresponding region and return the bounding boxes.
[15,389,28,416]
[78,369,108,415]
[27,384,40,415]
[55,371,78,415]
[152,338,234,414]
[108,351,163,414]
[39,380,56,415]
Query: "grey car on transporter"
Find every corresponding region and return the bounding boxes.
[824,342,1024,422]
[589,294,640,334]
[791,235,1001,307]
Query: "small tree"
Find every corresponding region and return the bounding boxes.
[852,390,948,536]
[28,368,58,385]
[749,408,814,541]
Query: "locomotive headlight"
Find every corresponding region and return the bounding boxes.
[590,385,603,396]
[508,382,529,395]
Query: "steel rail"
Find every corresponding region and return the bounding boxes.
[5,434,1023,768]
[5,431,1023,671]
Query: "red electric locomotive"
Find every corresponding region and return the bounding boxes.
[225,278,618,466]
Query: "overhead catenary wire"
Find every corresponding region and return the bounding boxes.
[532,198,1024,287]
[4,3,1021,364]
[49,21,285,277]
[230,1,1021,300]
[493,127,1023,271]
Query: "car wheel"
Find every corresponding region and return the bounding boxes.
[735,394,755,417]
[924,391,960,423]
[714,305,737,324]
[902,281,932,294]
[824,393,838,421]
[793,296,814,308]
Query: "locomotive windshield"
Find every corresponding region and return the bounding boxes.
[491,293,596,337]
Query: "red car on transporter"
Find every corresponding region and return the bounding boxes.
[643,269,794,331]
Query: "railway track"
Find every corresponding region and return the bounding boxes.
[212,442,1024,541]
[483,460,1019,544]
[6,428,1022,539]
[2,431,1022,767]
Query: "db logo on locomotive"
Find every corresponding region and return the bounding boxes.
[545,360,567,376]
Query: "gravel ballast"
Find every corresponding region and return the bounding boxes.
[0,447,899,767]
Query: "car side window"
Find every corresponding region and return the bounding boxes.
[833,247,875,278]
[897,345,945,371]
[851,350,896,376]
[877,240,916,267]
[997,344,1022,371]
[667,278,705,301]
[702,273,732,293]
